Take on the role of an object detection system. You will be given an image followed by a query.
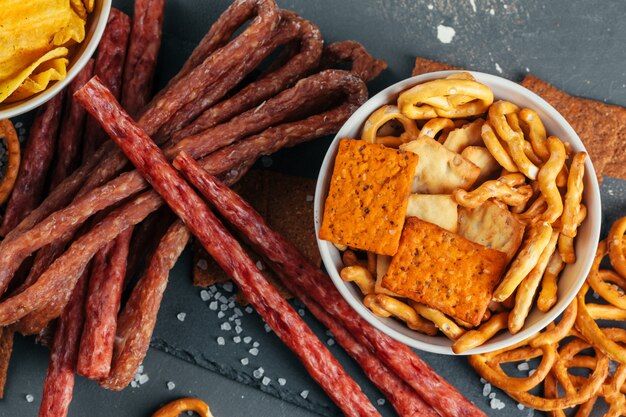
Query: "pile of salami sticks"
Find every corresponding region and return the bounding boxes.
[0,1,486,416]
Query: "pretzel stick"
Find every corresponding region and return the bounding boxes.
[608,216,626,279]
[481,121,519,172]
[558,204,587,264]
[537,136,566,223]
[341,266,375,295]
[452,312,508,354]
[454,173,532,209]
[519,108,549,161]
[410,302,465,340]
[561,152,586,237]
[364,294,438,335]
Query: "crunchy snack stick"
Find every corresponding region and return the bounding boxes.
[410,302,465,340]
[537,136,566,223]
[363,294,438,335]
[481,121,519,173]
[454,173,532,209]
[452,312,508,354]
[608,216,626,278]
[0,119,20,205]
[361,104,419,146]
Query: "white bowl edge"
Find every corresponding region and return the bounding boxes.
[0,0,112,120]
[314,70,602,355]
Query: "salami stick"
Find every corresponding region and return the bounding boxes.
[0,327,14,399]
[164,11,323,141]
[121,0,165,117]
[319,40,388,83]
[76,77,380,417]
[138,0,280,137]
[173,153,487,417]
[101,221,190,390]
[301,295,438,417]
[82,9,131,161]
[50,59,95,189]
[38,268,89,417]
[0,93,63,236]
[77,229,131,379]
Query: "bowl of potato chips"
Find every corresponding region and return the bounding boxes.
[0,0,112,119]
[314,71,601,355]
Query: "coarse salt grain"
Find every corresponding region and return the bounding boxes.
[262,376,271,386]
[482,383,491,396]
[480,378,487,384]
[300,390,309,399]
[278,378,286,386]
[138,365,144,373]
[376,398,385,406]
[139,374,149,384]
[241,358,249,365]
[25,394,34,403]
[298,309,305,316]
[219,296,228,304]
[167,381,175,390]
[253,367,264,378]
[234,308,243,317]
[235,325,243,334]
[220,304,228,311]
[177,312,186,322]
[223,282,234,292]
[243,336,252,344]
[217,337,225,345]
[221,322,232,331]
[517,403,525,410]
[489,393,496,399]
[245,306,254,314]
[517,362,529,371]
[131,381,138,388]
[200,290,211,301]
[256,261,264,270]
[233,336,241,343]
[253,341,259,348]
[249,347,259,356]
[264,324,272,333]
[490,398,505,410]
[327,338,335,346]
[228,301,235,309]
[217,311,225,319]
[209,301,218,310]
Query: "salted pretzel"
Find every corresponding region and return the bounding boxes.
[530,298,577,347]
[410,301,465,340]
[509,230,559,334]
[417,117,455,140]
[453,173,533,209]
[558,204,587,264]
[0,119,21,205]
[537,136,566,223]
[536,251,565,312]
[363,294,437,335]
[519,108,549,161]
[481,121,519,173]
[361,104,420,147]
[152,398,214,417]
[493,222,553,302]
[340,265,375,295]
[398,73,494,119]
[516,195,548,225]
[608,216,626,278]
[452,312,508,354]
[488,101,540,179]
[561,152,587,238]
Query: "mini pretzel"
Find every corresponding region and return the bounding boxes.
[453,173,533,209]
[488,101,540,179]
[509,230,559,334]
[537,136,566,223]
[516,195,548,225]
[398,74,494,119]
[530,298,577,347]
[481,121,519,173]
[152,398,214,417]
[561,152,587,238]
[537,252,565,313]
[493,222,553,302]
[588,264,626,310]
[519,108,549,161]
[410,301,465,340]
[340,265,375,295]
[417,117,455,140]
[342,250,368,268]
[586,303,626,321]
[452,312,508,354]
[469,338,556,392]
[361,104,420,146]
[505,112,543,166]
[608,216,626,279]
[363,294,437,335]
[0,119,21,205]
[557,204,587,264]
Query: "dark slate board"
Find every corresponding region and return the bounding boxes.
[0,0,625,416]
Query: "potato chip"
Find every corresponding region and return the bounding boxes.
[406,194,458,232]
[0,48,68,102]
[70,0,88,20]
[84,0,94,13]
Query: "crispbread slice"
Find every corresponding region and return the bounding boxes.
[406,194,458,232]
[381,218,507,326]
[457,200,526,262]
[319,138,419,256]
[401,137,480,194]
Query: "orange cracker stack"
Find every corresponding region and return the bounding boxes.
[381,218,508,326]
[319,138,419,256]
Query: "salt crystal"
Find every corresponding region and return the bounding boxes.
[233,336,242,343]
[209,301,218,311]
[306,195,314,202]
[528,369,536,376]
[214,291,222,299]
[138,365,144,373]
[482,383,491,396]
[235,325,243,334]
[256,261,264,270]
[221,322,232,331]
[131,381,138,388]
[167,381,176,390]
[139,374,149,384]
[249,347,259,356]
[517,403,525,410]
[234,308,243,317]
[298,309,305,316]
[495,63,503,74]
[197,259,208,270]
[278,378,287,386]
[517,362,529,371]
[253,367,264,378]
[327,338,335,346]
[245,306,254,314]
[376,398,385,406]
[262,376,271,386]
[253,341,259,348]
[243,336,252,344]
[177,312,186,322]
[200,290,211,301]
[217,311,225,319]
[235,319,241,326]
[228,301,235,309]
[300,390,309,399]
[187,412,193,416]
[219,296,228,304]
[489,393,496,399]
[264,324,272,333]
[223,282,234,292]
[241,357,249,365]
[220,304,228,311]
[25,394,34,403]
[436,24,455,44]
[217,337,225,345]
[480,378,487,384]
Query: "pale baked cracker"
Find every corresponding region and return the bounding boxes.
[406,194,458,232]
[461,146,501,184]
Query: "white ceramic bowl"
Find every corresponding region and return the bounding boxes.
[0,0,112,119]
[314,71,602,355]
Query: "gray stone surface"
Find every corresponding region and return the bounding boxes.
[1,0,624,416]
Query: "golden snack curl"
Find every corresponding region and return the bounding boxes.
[410,301,465,340]
[561,152,587,238]
[536,252,564,313]
[398,74,494,120]
[361,104,419,147]
[152,398,214,417]
[340,265,375,295]
[519,108,549,162]
[608,216,626,279]
[453,173,532,209]
[0,120,21,205]
[364,294,437,335]
[537,136,566,223]
[481,121,519,173]
[452,312,508,354]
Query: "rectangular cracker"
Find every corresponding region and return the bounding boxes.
[461,146,501,184]
[457,200,526,262]
[442,119,485,153]
[381,217,508,326]
[401,137,480,193]
[406,194,458,232]
[319,138,419,256]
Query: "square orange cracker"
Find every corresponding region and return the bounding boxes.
[319,138,419,256]
[381,217,508,326]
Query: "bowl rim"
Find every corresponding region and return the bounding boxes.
[314,70,602,355]
[0,0,113,120]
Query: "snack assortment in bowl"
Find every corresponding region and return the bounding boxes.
[0,0,111,118]
[315,71,602,354]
